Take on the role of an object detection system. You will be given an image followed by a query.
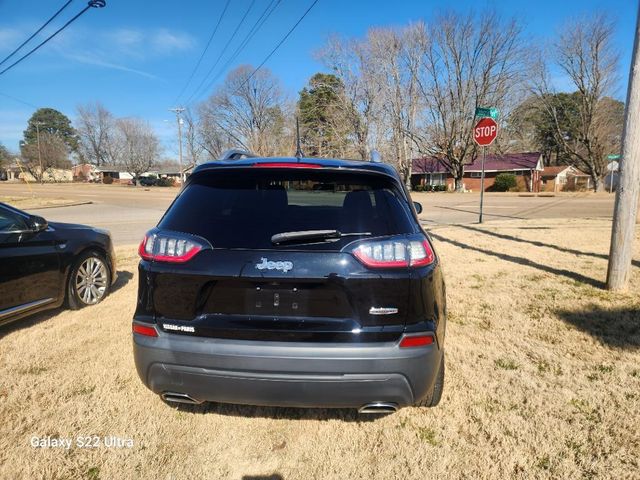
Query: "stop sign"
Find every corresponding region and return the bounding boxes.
[473,117,498,146]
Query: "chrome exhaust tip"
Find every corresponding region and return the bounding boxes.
[358,402,399,414]
[161,392,202,405]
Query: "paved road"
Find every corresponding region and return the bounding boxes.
[412,191,615,226]
[1,183,175,246]
[0,183,616,246]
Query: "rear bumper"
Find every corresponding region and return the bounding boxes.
[132,324,443,409]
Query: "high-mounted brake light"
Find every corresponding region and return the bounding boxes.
[132,323,158,337]
[399,335,434,348]
[352,237,435,269]
[253,162,322,169]
[138,230,206,263]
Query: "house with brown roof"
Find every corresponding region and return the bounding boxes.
[540,165,583,191]
[412,152,544,192]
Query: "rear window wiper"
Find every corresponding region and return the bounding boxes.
[271,229,371,245]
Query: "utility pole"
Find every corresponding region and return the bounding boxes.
[606,1,640,291]
[35,121,44,184]
[169,107,185,184]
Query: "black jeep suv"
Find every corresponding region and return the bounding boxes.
[132,156,446,413]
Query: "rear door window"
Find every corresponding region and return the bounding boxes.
[159,169,416,250]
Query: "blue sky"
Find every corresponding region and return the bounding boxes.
[0,0,636,157]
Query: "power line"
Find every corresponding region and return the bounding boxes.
[0,0,106,77]
[199,0,282,98]
[185,0,257,105]
[0,0,74,68]
[174,0,231,104]
[233,0,319,95]
[0,91,38,109]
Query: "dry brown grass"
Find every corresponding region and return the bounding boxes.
[1,218,639,480]
[0,195,83,209]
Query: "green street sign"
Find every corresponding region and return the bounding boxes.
[475,107,499,120]
[607,154,621,160]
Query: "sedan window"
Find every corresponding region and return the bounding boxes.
[0,207,28,233]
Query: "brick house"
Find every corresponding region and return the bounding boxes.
[540,166,580,192]
[412,152,544,192]
[72,163,100,182]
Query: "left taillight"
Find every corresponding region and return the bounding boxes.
[132,323,158,337]
[138,229,208,263]
[352,236,435,269]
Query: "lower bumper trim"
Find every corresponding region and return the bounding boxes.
[148,363,415,408]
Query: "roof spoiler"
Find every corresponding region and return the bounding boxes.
[218,149,257,161]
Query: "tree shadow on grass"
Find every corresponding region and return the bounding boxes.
[428,231,604,288]
[457,224,640,268]
[555,306,640,349]
[242,475,283,480]
[432,205,525,220]
[167,401,392,423]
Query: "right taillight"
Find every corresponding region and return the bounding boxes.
[352,236,435,269]
[138,229,208,263]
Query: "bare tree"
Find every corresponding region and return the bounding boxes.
[410,12,525,191]
[198,65,288,156]
[194,103,231,159]
[363,26,422,185]
[532,13,620,191]
[106,118,160,184]
[181,108,205,164]
[20,132,70,181]
[76,102,114,166]
[317,36,380,160]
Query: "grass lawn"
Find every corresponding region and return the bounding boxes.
[0,195,84,210]
[0,218,638,479]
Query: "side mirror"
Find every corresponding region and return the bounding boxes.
[413,202,423,214]
[28,215,48,232]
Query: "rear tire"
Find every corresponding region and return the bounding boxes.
[414,353,445,408]
[66,250,111,310]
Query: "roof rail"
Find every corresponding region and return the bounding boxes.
[218,149,256,161]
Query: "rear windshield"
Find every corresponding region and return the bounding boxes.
[159,169,416,250]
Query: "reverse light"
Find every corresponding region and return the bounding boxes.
[132,323,158,337]
[138,230,207,263]
[399,335,434,348]
[352,237,435,268]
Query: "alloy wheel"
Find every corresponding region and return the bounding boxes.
[74,256,108,305]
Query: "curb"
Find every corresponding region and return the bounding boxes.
[28,201,93,210]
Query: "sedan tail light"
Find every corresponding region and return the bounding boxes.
[138,229,209,263]
[352,236,435,268]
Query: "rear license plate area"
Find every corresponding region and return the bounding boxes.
[248,285,307,316]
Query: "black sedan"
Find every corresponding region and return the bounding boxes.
[0,202,117,326]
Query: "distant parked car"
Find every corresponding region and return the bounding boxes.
[133,176,157,187]
[0,202,117,326]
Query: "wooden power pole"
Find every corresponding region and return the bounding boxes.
[606,2,640,291]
